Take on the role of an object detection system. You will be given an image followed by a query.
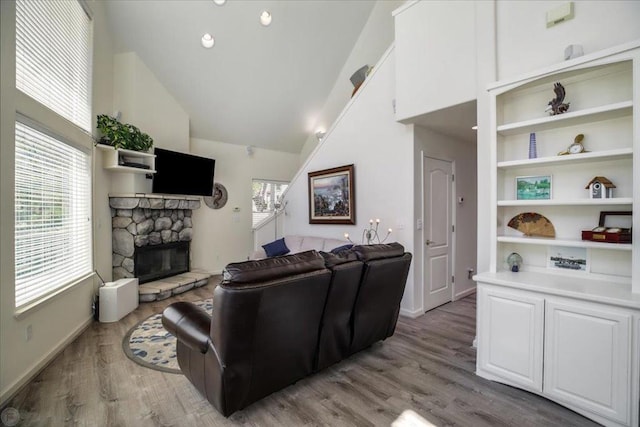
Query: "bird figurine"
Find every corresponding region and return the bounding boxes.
[545,82,570,115]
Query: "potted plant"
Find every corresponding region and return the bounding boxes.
[96,114,153,152]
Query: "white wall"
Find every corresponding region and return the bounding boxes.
[475,1,498,278]
[394,0,477,121]
[299,0,404,163]
[101,51,192,195]
[496,0,640,80]
[0,0,114,404]
[93,1,117,284]
[190,139,300,273]
[113,51,190,152]
[283,48,419,313]
[413,126,478,307]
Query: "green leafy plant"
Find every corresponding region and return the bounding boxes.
[96,114,153,152]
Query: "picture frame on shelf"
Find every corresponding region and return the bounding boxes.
[516,175,552,200]
[547,246,589,272]
[308,164,355,224]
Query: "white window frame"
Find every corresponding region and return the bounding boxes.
[14,117,93,310]
[13,0,95,311]
[16,0,93,132]
[252,179,289,228]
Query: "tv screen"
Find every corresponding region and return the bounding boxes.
[152,148,215,196]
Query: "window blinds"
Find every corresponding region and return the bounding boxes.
[15,121,92,308]
[16,0,93,132]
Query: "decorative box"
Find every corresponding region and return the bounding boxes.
[581,211,632,244]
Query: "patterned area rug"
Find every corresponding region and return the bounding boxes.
[122,299,213,374]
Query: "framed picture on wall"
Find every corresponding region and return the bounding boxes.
[308,164,355,224]
[516,175,552,200]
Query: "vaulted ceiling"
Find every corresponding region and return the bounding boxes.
[104,0,376,153]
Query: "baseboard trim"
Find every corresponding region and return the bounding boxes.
[399,307,423,318]
[0,316,93,407]
[454,287,477,301]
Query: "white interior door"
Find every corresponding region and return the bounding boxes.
[423,156,453,312]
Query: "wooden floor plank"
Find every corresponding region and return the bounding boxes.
[6,280,599,426]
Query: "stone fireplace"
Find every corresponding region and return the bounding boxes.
[110,194,201,282]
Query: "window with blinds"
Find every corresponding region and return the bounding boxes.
[14,121,92,308]
[16,0,93,132]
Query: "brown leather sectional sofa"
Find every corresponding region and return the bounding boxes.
[162,243,412,416]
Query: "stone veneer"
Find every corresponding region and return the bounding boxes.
[110,195,201,281]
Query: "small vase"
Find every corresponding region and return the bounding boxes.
[528,133,537,159]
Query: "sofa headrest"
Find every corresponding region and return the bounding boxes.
[319,250,359,268]
[223,250,326,285]
[352,242,405,262]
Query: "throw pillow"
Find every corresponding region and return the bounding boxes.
[262,238,290,257]
[330,244,353,254]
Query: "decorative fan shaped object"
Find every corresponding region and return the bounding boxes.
[508,212,555,238]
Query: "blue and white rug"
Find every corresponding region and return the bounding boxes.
[122,299,213,374]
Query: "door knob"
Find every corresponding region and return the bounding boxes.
[425,239,433,246]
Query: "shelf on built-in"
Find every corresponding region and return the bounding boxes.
[497,235,632,251]
[496,101,632,136]
[475,271,639,309]
[497,198,633,207]
[497,148,633,169]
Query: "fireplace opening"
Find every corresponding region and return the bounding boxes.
[134,241,190,284]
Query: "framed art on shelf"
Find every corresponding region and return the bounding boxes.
[516,175,552,200]
[547,246,589,272]
[308,164,355,224]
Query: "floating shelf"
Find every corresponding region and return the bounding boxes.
[96,144,156,174]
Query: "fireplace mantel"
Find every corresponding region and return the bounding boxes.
[109,193,201,210]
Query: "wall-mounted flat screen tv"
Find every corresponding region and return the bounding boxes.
[152,148,215,197]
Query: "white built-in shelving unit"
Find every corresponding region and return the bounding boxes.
[475,41,640,427]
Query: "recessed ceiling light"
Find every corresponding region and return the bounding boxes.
[213,0,226,5]
[201,33,215,48]
[260,10,272,26]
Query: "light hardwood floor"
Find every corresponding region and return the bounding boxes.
[6,280,599,427]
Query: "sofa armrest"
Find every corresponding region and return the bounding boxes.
[250,248,267,260]
[162,302,211,353]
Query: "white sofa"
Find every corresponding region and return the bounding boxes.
[251,235,350,260]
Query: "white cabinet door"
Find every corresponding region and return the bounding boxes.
[477,286,544,392]
[544,299,631,425]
